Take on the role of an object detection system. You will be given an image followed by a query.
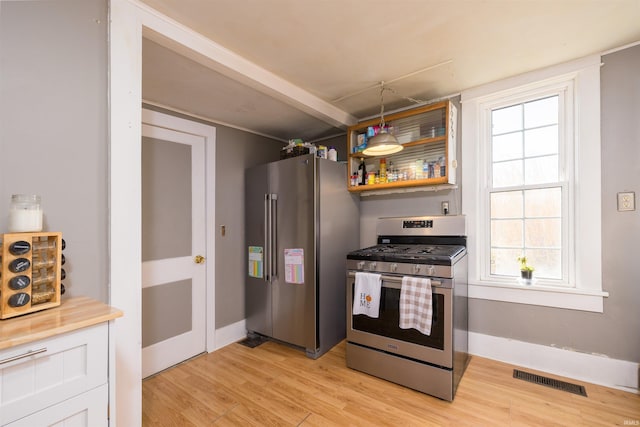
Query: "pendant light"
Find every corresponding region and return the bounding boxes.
[363,82,404,156]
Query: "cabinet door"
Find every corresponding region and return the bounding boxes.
[5,383,107,427]
[0,324,107,426]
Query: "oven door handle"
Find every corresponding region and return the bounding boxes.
[348,272,443,289]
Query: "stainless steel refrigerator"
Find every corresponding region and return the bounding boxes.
[245,153,359,359]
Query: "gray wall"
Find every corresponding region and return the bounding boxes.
[468,45,640,363]
[213,125,281,326]
[0,0,108,302]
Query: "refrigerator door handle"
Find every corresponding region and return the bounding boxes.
[271,194,278,278]
[264,194,271,282]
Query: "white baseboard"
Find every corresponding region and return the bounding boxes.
[469,332,639,393]
[213,319,247,351]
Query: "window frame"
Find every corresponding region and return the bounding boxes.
[461,55,608,312]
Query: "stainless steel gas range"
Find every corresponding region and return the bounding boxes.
[346,215,469,401]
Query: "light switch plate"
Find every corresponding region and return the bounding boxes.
[617,192,635,211]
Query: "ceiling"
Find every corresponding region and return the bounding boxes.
[140,0,640,142]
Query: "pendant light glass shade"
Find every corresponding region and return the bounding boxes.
[362,131,403,155]
[363,82,404,157]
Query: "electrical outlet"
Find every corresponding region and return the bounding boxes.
[442,201,450,215]
[617,192,635,211]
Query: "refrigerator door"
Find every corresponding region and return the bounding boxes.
[316,158,359,356]
[270,154,317,351]
[245,162,272,337]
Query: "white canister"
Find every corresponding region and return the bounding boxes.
[8,194,43,232]
[328,147,337,161]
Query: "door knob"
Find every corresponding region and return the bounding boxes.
[194,255,206,264]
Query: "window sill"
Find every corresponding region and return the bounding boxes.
[468,280,608,313]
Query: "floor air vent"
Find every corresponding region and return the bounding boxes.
[513,369,587,397]
[238,335,269,348]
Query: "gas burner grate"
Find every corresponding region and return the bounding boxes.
[412,248,434,254]
[513,369,587,397]
[369,245,411,253]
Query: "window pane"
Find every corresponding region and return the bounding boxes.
[490,248,521,276]
[525,218,561,247]
[524,125,558,157]
[491,191,523,218]
[491,219,523,247]
[493,160,523,187]
[526,248,561,279]
[525,188,562,217]
[524,96,558,128]
[492,104,522,135]
[524,155,558,184]
[492,132,523,162]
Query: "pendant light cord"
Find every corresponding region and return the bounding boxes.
[386,85,428,105]
[378,81,387,129]
[376,80,429,127]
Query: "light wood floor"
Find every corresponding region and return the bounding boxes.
[142,339,640,426]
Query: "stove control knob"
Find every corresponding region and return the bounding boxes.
[390,263,398,272]
[369,262,377,270]
[357,261,365,269]
[427,265,435,275]
[413,265,422,273]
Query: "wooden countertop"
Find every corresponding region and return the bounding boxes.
[0,296,123,350]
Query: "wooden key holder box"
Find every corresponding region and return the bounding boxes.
[1,232,63,319]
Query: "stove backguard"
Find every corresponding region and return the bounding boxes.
[376,215,466,240]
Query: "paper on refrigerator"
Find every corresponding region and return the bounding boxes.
[248,246,263,278]
[284,248,304,284]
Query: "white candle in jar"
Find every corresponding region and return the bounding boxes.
[8,194,43,232]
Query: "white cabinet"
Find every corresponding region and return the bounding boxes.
[5,385,107,427]
[0,324,109,427]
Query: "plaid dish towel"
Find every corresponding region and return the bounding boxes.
[399,276,433,335]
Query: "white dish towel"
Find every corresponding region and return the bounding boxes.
[399,276,433,335]
[352,272,382,318]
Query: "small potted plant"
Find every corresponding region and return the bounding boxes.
[517,256,534,282]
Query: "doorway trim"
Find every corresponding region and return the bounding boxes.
[110,2,220,425]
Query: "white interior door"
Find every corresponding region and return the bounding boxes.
[141,113,207,378]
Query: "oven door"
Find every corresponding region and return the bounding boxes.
[346,272,453,368]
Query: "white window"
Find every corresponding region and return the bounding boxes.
[461,55,608,312]
[489,92,567,284]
